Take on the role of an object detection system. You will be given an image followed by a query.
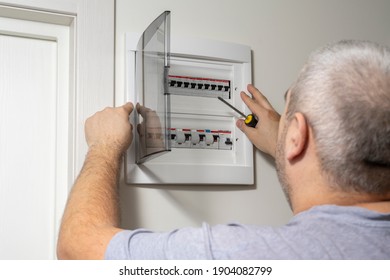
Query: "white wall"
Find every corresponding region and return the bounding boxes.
[115,0,390,231]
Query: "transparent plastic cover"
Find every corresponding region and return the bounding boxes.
[134,11,171,163]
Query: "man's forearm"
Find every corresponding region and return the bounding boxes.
[57,146,123,259]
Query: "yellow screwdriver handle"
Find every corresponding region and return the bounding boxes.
[244,114,258,128]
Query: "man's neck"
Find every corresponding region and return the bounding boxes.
[292,187,390,214]
[354,200,390,214]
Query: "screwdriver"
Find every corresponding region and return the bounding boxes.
[217,96,258,128]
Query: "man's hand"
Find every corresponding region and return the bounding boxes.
[85,102,134,156]
[236,85,280,158]
[57,102,133,260]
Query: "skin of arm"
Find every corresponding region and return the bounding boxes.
[57,102,134,260]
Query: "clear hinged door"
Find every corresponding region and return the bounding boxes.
[134,11,171,163]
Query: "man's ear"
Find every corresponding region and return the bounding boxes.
[285,112,308,161]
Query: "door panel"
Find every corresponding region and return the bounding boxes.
[0,0,114,259]
[0,16,69,260]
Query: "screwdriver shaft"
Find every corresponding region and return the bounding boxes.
[217,97,246,118]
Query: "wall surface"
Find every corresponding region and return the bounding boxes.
[115,0,390,231]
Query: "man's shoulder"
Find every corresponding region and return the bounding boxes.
[105,205,390,259]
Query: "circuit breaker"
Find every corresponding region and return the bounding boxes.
[125,11,253,184]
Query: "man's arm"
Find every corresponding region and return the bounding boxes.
[57,103,133,260]
[236,84,281,158]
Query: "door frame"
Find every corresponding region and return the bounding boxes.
[0,0,115,183]
[0,0,115,258]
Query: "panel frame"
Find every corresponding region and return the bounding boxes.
[125,32,253,185]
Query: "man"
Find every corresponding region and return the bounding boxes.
[57,40,390,259]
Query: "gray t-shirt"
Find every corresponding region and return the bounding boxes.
[104,205,390,259]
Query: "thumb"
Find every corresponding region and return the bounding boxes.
[121,102,134,115]
[236,119,257,143]
[236,119,245,131]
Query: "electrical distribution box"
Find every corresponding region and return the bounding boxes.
[125,11,254,184]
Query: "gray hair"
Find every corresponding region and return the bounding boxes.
[288,40,390,195]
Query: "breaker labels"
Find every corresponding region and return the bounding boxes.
[168,75,231,99]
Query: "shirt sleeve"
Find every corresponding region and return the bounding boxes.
[104,222,281,259]
[104,223,214,259]
[105,206,390,260]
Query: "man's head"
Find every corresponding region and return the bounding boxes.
[277,40,390,207]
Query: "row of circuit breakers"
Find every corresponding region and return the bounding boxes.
[168,75,231,99]
[169,128,233,150]
[168,75,233,150]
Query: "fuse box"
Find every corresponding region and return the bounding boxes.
[125,11,253,184]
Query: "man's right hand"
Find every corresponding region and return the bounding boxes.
[85,102,134,157]
[236,84,280,158]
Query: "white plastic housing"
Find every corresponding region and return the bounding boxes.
[125,33,253,185]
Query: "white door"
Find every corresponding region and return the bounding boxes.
[0,1,114,259]
[0,15,70,260]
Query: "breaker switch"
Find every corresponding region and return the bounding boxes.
[191,131,200,144]
[176,131,185,144]
[218,131,233,150]
[205,133,214,145]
